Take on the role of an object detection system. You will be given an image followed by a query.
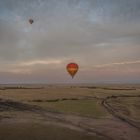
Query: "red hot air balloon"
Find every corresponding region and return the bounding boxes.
[29,18,34,24]
[66,63,79,78]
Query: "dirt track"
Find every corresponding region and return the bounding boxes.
[0,96,140,140]
[102,95,140,129]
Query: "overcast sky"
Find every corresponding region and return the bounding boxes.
[0,0,140,84]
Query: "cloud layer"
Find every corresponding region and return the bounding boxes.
[0,0,140,83]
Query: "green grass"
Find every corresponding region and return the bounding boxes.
[34,99,109,118]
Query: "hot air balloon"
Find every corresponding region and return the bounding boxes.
[66,63,79,78]
[29,18,34,24]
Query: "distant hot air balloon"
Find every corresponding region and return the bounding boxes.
[29,18,34,24]
[66,63,79,78]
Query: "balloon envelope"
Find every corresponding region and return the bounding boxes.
[66,63,79,78]
[29,18,34,24]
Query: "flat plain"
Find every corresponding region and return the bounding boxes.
[0,84,140,140]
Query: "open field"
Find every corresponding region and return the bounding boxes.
[33,99,109,118]
[0,84,140,140]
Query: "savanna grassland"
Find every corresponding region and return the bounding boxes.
[0,84,140,140]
